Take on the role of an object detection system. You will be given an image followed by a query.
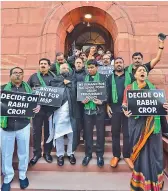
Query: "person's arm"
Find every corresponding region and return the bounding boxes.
[27,75,33,88]
[122,85,132,117]
[122,85,132,106]
[67,55,75,68]
[150,39,164,69]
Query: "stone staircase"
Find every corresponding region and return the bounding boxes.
[5,125,168,190]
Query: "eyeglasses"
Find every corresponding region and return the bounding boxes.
[12,72,23,75]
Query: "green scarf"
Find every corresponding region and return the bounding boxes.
[112,70,132,103]
[127,64,134,74]
[84,72,100,110]
[84,61,88,68]
[37,71,46,87]
[37,71,55,87]
[127,64,149,74]
[55,62,72,75]
[0,81,32,129]
[132,80,161,134]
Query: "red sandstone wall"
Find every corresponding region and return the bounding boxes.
[1,1,168,96]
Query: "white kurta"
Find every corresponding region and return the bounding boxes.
[46,101,73,147]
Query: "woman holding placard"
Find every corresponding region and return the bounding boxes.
[122,64,168,191]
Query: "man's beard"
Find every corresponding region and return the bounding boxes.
[76,67,84,72]
[61,72,70,77]
[116,68,124,72]
[115,66,124,72]
[104,62,110,65]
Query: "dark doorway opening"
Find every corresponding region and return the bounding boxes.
[65,23,113,57]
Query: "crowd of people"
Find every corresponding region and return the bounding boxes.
[1,38,168,191]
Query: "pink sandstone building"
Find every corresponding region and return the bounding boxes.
[1,1,168,190]
[1,1,168,93]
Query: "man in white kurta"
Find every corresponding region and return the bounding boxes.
[47,63,77,166]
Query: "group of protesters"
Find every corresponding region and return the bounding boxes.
[1,37,168,191]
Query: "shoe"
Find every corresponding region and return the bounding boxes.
[97,156,104,167]
[19,177,29,189]
[29,155,41,166]
[124,158,134,170]
[43,154,53,163]
[82,156,92,166]
[57,155,64,166]
[68,154,76,165]
[110,157,120,168]
[1,182,11,191]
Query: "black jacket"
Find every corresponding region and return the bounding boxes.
[27,71,55,116]
[27,71,55,88]
[75,68,87,119]
[75,67,87,82]
[107,71,134,113]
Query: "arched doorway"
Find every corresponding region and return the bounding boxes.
[65,23,113,57]
[41,2,134,64]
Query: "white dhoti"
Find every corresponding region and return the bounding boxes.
[47,101,73,156]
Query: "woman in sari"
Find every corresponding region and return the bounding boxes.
[122,65,168,191]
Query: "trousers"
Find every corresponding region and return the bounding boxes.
[111,112,130,158]
[32,111,52,156]
[1,124,30,183]
[56,132,73,157]
[84,112,105,157]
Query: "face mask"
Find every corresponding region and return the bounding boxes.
[98,50,103,55]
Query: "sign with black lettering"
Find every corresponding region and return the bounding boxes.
[1,91,39,117]
[98,65,114,77]
[33,86,64,107]
[127,89,167,116]
[77,82,107,101]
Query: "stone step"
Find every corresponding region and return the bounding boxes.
[10,171,168,191]
[13,152,130,173]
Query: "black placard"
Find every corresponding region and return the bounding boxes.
[77,82,107,101]
[1,91,39,117]
[33,86,64,107]
[98,65,114,77]
[127,89,167,116]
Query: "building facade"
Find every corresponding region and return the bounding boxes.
[1,1,168,96]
